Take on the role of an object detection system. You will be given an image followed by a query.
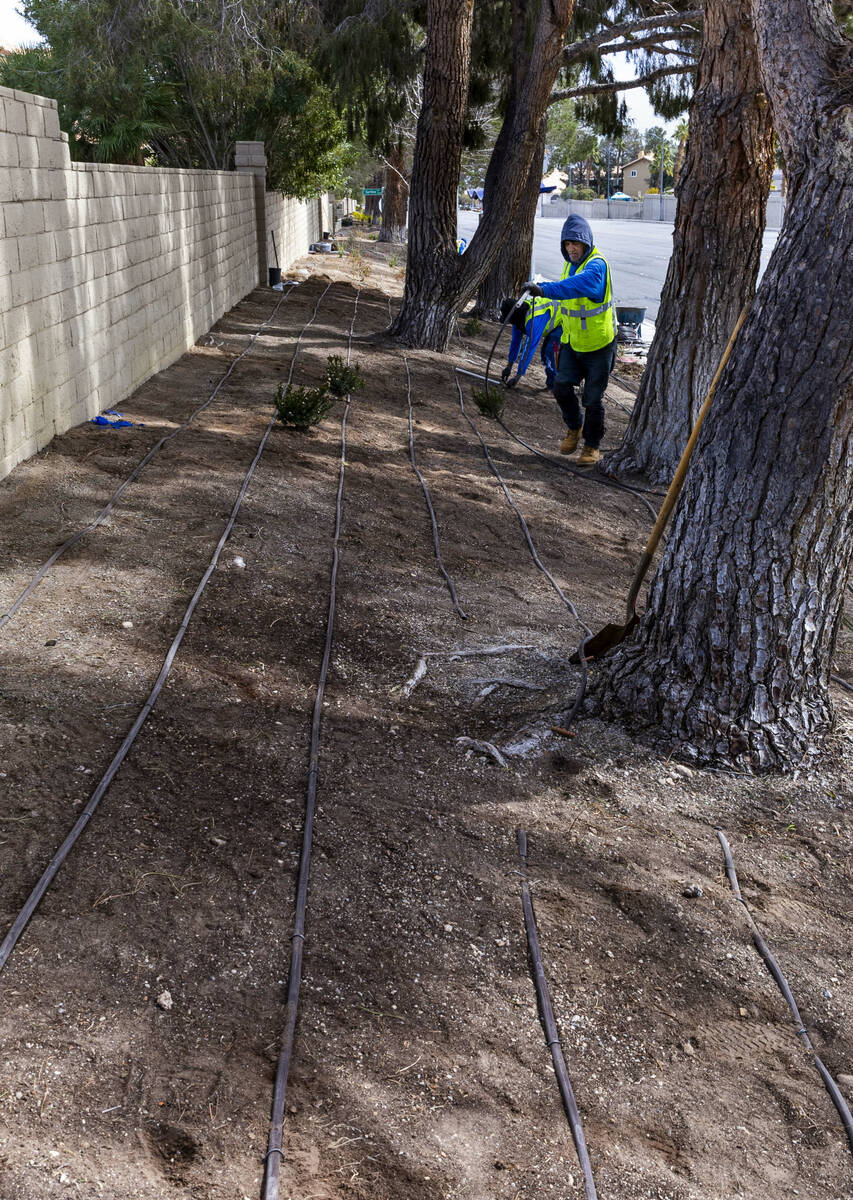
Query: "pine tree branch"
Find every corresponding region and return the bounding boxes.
[549,63,692,105]
[600,36,697,58]
[562,10,702,66]
[379,154,410,190]
[332,0,395,38]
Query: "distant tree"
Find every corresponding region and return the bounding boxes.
[319,4,423,241]
[672,116,690,183]
[645,126,675,189]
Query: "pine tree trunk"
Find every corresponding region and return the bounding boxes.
[591,0,853,771]
[604,0,774,485]
[389,0,475,348]
[474,119,545,319]
[379,139,407,244]
[390,0,574,350]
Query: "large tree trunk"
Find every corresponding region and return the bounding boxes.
[389,0,475,347]
[379,138,407,244]
[390,0,574,349]
[474,118,546,319]
[604,0,774,485]
[590,0,853,771]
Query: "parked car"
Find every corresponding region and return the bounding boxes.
[610,191,636,201]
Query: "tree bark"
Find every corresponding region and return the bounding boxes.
[604,0,774,486]
[590,0,853,771]
[474,118,546,319]
[390,0,574,349]
[379,138,408,244]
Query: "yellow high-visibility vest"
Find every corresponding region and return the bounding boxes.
[557,248,617,352]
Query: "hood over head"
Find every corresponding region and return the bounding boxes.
[560,214,594,262]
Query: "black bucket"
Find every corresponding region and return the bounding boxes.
[268,266,282,287]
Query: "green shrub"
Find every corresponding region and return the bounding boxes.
[462,316,482,337]
[326,355,365,397]
[472,385,504,421]
[274,383,332,429]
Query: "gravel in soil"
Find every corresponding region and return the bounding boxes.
[0,238,851,1200]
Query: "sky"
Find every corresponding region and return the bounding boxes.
[612,52,680,137]
[0,0,41,48]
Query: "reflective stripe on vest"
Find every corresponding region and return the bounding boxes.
[558,249,616,351]
[566,299,614,330]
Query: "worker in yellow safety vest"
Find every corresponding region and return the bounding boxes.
[525,215,617,466]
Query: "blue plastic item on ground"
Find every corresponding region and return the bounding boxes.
[90,411,140,429]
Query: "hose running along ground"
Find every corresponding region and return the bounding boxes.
[716,829,853,1154]
[517,831,599,1200]
[262,289,360,1200]
[0,283,333,976]
[404,356,467,619]
[454,372,592,729]
[0,285,298,634]
[496,416,660,519]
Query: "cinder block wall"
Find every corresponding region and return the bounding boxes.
[265,192,329,273]
[0,85,335,481]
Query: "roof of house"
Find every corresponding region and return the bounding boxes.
[622,154,654,169]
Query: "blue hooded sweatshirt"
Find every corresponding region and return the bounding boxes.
[538,215,608,305]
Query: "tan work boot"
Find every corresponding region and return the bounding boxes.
[559,428,581,455]
[576,445,600,466]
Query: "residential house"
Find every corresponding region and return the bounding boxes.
[622,153,654,198]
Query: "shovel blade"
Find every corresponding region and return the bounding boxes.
[570,614,639,663]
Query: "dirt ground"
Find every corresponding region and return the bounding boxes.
[0,235,852,1200]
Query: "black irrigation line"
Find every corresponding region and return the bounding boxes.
[610,371,640,396]
[404,355,467,620]
[832,673,853,694]
[0,281,334,976]
[495,417,660,520]
[0,284,299,634]
[517,831,599,1199]
[262,289,360,1200]
[716,829,853,1155]
[454,372,593,728]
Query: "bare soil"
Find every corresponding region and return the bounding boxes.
[0,236,851,1200]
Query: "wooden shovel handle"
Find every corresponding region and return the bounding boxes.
[625,305,748,619]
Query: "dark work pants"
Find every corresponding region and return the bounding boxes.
[553,338,617,449]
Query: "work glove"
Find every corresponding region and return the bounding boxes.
[523,281,544,298]
[500,365,512,383]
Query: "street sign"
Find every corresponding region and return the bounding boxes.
[362,187,384,196]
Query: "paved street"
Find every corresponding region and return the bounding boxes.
[457,210,780,321]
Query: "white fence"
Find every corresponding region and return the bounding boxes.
[543,192,786,230]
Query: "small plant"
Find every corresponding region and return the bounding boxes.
[462,316,482,337]
[326,355,365,397]
[367,232,379,240]
[472,385,504,421]
[388,254,398,268]
[274,383,332,430]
